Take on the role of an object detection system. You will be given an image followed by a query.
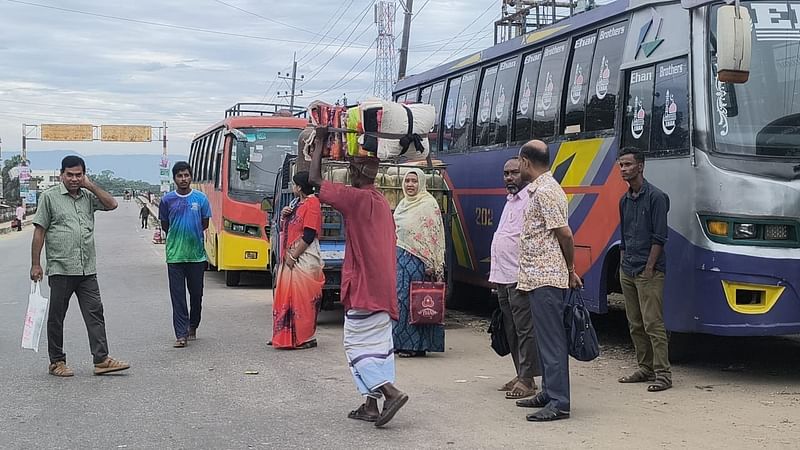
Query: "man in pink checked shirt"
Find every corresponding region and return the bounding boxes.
[489,157,541,401]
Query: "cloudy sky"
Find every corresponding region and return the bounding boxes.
[0,0,504,158]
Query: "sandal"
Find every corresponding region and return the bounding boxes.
[618,369,655,383]
[295,339,318,350]
[647,374,673,392]
[498,376,518,392]
[173,338,187,348]
[505,380,537,399]
[374,393,409,427]
[348,404,378,423]
[48,361,74,377]
[396,350,425,358]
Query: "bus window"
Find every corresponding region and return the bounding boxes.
[189,141,198,176]
[213,130,223,190]
[453,71,477,151]
[623,66,656,152]
[196,138,206,182]
[650,58,690,156]
[533,41,568,139]
[514,51,543,143]
[490,58,519,145]
[586,22,628,132]
[563,33,598,134]
[428,81,445,153]
[420,85,432,103]
[442,76,462,153]
[202,136,212,182]
[475,65,499,146]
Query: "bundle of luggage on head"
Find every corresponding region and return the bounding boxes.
[304,98,436,162]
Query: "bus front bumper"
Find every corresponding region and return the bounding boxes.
[667,250,800,336]
[218,231,269,271]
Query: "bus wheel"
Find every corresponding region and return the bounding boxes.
[225,270,241,287]
[320,291,338,311]
[668,331,694,363]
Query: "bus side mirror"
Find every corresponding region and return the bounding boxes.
[716,5,752,84]
[236,140,251,180]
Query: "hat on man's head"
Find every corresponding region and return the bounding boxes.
[349,156,379,180]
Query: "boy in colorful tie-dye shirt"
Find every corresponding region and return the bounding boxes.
[159,161,211,348]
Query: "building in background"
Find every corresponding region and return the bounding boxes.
[31,169,61,191]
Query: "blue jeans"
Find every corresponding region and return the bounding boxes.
[528,286,570,412]
[167,262,205,339]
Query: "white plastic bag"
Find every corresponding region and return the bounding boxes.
[21,281,49,352]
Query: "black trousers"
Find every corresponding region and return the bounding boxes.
[528,286,570,412]
[167,262,205,339]
[496,283,541,380]
[47,275,109,364]
[141,216,148,228]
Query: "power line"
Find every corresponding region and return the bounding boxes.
[440,23,496,63]
[413,0,431,17]
[303,20,375,85]
[407,0,497,73]
[210,0,353,42]
[294,0,356,64]
[299,0,377,67]
[305,41,377,97]
[5,0,372,47]
[296,0,361,65]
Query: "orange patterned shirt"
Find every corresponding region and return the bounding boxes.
[517,171,570,291]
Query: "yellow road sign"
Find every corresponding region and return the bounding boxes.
[101,125,152,142]
[41,124,93,141]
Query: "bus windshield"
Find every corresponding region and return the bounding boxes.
[229,127,299,196]
[710,1,800,158]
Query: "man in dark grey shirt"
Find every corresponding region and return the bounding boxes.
[616,147,672,392]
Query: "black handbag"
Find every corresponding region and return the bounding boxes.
[563,289,600,362]
[488,308,511,357]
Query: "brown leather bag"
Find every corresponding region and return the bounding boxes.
[408,281,446,325]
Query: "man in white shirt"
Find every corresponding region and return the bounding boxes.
[15,202,25,231]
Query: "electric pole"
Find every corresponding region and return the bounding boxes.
[398,0,413,80]
[278,52,304,111]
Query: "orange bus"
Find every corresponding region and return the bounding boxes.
[188,103,307,286]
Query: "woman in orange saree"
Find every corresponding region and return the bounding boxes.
[271,171,325,349]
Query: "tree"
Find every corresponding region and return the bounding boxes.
[88,171,158,196]
[2,155,28,202]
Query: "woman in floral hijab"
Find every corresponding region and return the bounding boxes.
[392,168,446,357]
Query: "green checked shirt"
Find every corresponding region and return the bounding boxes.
[33,183,111,276]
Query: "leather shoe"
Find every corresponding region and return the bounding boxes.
[516,394,549,408]
[526,407,570,422]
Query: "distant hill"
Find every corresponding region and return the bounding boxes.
[2,150,188,184]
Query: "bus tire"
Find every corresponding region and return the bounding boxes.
[668,331,694,363]
[225,270,241,287]
[270,257,278,291]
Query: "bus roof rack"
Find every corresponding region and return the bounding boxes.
[225,103,307,118]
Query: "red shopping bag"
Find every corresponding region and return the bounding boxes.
[409,281,446,325]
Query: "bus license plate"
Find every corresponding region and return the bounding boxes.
[245,251,258,260]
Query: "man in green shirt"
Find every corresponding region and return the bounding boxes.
[30,155,131,377]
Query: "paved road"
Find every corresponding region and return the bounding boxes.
[1,200,799,449]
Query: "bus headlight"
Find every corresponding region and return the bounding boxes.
[707,220,729,236]
[700,215,799,247]
[764,225,790,241]
[224,218,261,237]
[733,223,757,239]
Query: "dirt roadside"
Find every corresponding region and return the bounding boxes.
[341,307,800,449]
